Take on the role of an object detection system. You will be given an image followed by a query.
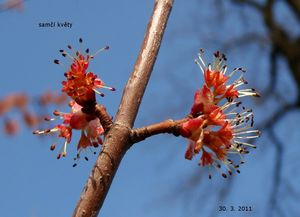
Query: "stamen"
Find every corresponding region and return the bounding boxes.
[197,49,207,68]
[195,59,205,74]
[208,64,212,71]
[93,89,105,97]
[44,116,56,121]
[233,130,260,136]
[238,88,255,92]
[238,90,260,97]
[234,135,260,139]
[66,44,79,58]
[89,45,109,60]
[62,140,68,156]
[33,128,58,135]
[50,144,56,151]
[228,67,245,78]
[61,50,75,61]
[53,59,68,70]
[221,65,228,74]
[98,85,116,91]
[54,59,61,65]
[233,125,252,132]
[232,78,247,89]
[220,101,240,111]
[234,141,257,148]
[57,153,61,159]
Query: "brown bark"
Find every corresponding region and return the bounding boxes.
[131,117,189,144]
[93,104,113,133]
[72,0,174,216]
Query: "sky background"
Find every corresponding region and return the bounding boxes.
[0,0,299,217]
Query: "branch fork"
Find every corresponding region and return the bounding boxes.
[72,1,174,216]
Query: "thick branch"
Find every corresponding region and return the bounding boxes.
[131,117,189,144]
[72,1,174,216]
[115,0,173,128]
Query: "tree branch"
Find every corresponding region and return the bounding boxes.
[72,0,174,216]
[267,127,284,217]
[286,0,300,22]
[221,32,268,52]
[230,0,263,11]
[93,104,113,133]
[263,46,278,98]
[115,0,173,128]
[81,103,113,133]
[131,117,189,144]
[259,103,299,130]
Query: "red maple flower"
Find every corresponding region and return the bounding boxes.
[182,50,260,179]
[181,117,206,159]
[54,38,115,107]
[190,85,215,117]
[33,101,104,161]
[33,39,115,164]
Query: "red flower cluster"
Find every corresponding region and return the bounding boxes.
[34,101,104,164]
[181,50,260,178]
[54,38,115,107]
[34,39,115,164]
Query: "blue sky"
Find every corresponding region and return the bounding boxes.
[0,1,299,217]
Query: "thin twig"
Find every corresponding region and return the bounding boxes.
[263,46,278,98]
[94,104,113,133]
[230,0,263,11]
[267,127,283,217]
[131,117,189,144]
[259,103,298,130]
